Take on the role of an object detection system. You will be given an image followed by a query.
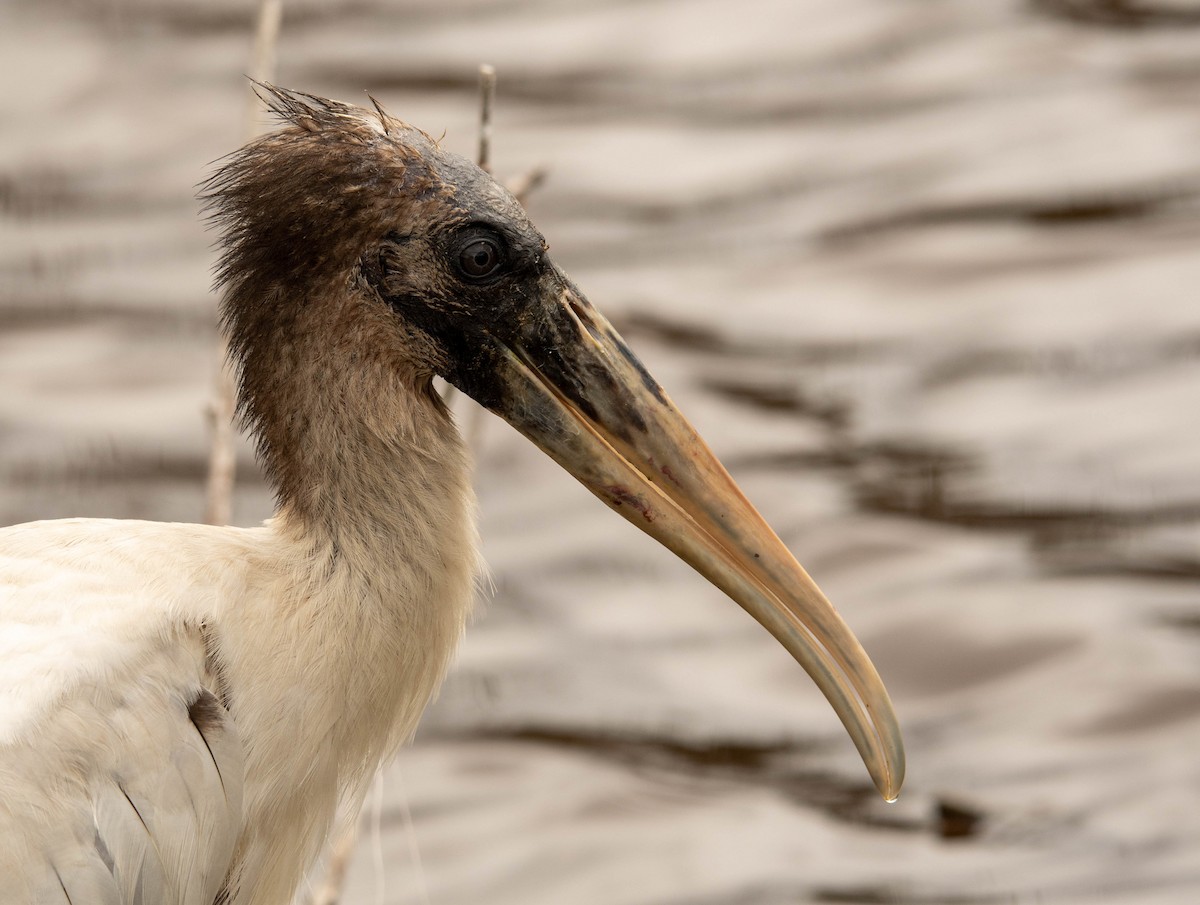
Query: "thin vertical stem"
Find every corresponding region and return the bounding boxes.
[204,0,283,527]
[477,64,497,174]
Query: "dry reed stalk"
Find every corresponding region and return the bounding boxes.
[477,64,497,174]
[204,0,283,526]
[507,165,549,205]
[308,809,361,905]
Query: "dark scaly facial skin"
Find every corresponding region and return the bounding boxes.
[204,85,904,800]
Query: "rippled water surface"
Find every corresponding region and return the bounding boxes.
[3,1,1199,902]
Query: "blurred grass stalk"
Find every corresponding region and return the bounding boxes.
[204,0,283,527]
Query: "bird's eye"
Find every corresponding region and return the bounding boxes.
[455,235,504,281]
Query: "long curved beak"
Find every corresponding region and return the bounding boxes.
[463,267,904,800]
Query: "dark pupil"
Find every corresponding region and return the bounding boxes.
[460,239,498,277]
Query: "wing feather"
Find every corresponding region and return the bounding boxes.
[1,521,246,905]
[92,780,168,902]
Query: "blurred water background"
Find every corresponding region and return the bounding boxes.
[2,1,1200,902]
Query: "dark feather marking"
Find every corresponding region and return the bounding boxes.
[368,93,391,135]
[93,828,116,874]
[117,780,171,893]
[189,688,231,800]
[51,864,73,905]
[200,623,232,711]
[117,782,151,837]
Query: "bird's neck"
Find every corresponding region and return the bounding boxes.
[223,270,487,744]
[252,348,481,748]
[271,377,474,561]
[260,401,480,759]
[219,319,481,903]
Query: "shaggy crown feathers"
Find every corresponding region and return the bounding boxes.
[201,84,453,299]
[198,85,469,515]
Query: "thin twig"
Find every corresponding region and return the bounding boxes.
[310,815,360,905]
[203,366,237,527]
[507,165,549,207]
[395,764,431,905]
[204,0,283,527]
[371,771,388,905]
[477,64,497,175]
[242,0,284,138]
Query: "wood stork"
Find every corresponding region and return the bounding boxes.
[0,86,904,905]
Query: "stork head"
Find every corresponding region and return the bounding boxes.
[204,85,904,800]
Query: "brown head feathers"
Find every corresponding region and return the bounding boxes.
[199,84,536,517]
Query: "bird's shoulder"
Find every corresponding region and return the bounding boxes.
[0,517,268,733]
[0,517,253,903]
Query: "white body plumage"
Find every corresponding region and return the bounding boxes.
[0,413,477,904]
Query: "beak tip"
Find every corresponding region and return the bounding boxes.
[873,740,906,802]
[880,774,903,803]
